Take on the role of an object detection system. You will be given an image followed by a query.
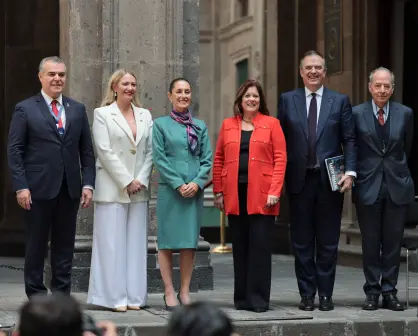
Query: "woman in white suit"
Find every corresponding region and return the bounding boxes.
[87,69,153,312]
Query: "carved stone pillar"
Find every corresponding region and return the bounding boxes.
[46,0,213,293]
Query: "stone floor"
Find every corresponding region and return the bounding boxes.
[0,249,418,335]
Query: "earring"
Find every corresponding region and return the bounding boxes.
[114,91,117,98]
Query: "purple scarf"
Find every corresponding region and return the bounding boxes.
[170,109,201,155]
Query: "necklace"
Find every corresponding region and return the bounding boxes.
[242,118,253,123]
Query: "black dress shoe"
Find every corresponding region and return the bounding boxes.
[234,301,249,310]
[251,307,268,313]
[299,296,315,311]
[382,293,404,311]
[362,294,379,310]
[319,296,334,311]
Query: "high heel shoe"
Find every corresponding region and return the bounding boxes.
[177,293,192,305]
[177,293,183,305]
[163,294,177,311]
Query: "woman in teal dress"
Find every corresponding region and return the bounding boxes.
[152,78,212,310]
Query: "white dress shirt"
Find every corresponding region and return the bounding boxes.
[372,100,389,123]
[304,86,356,178]
[305,86,323,124]
[41,90,66,128]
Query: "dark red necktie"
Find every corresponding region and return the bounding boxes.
[51,100,63,129]
[378,109,385,126]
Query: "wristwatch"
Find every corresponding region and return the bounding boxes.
[214,192,223,198]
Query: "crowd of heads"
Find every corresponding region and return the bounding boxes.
[8,293,236,336]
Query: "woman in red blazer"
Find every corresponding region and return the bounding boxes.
[213,79,287,312]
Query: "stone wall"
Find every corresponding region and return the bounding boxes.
[52,0,213,293]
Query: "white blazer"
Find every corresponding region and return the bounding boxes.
[92,102,153,203]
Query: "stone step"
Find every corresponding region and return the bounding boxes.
[338,242,415,269]
[104,317,418,336]
[2,313,418,336]
[340,227,418,247]
[338,243,364,268]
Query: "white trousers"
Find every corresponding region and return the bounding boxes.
[87,202,148,308]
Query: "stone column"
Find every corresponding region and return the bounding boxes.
[46,0,213,293]
[45,0,104,291]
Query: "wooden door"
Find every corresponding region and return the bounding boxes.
[0,0,59,256]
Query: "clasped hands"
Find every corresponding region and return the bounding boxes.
[127,179,146,196]
[338,174,354,193]
[177,182,199,198]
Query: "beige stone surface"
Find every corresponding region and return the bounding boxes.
[59,0,200,238]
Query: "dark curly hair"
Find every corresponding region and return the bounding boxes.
[167,301,234,336]
[233,79,269,116]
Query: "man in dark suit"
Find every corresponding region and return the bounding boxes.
[353,67,414,311]
[7,56,96,298]
[277,50,356,311]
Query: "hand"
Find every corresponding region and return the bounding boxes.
[138,181,147,190]
[16,189,32,210]
[338,174,354,193]
[214,195,224,211]
[177,184,187,196]
[265,195,279,208]
[127,179,141,195]
[81,188,93,208]
[182,182,200,198]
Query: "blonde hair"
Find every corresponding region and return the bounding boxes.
[101,69,141,107]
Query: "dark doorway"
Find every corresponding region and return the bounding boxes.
[0,0,59,256]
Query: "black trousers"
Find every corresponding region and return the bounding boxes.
[228,183,275,310]
[289,170,344,297]
[356,181,407,295]
[24,178,79,298]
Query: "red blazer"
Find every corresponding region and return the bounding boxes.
[213,113,287,216]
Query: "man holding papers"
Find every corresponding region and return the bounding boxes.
[353,67,414,311]
[278,50,356,311]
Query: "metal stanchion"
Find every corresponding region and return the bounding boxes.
[212,210,232,253]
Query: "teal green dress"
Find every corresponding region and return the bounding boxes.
[152,116,212,249]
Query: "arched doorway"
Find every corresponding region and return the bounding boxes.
[0,0,59,256]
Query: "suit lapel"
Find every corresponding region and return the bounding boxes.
[316,88,334,141]
[292,89,308,139]
[133,106,145,146]
[62,96,73,138]
[111,103,136,145]
[387,101,399,150]
[362,101,381,149]
[36,93,61,139]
